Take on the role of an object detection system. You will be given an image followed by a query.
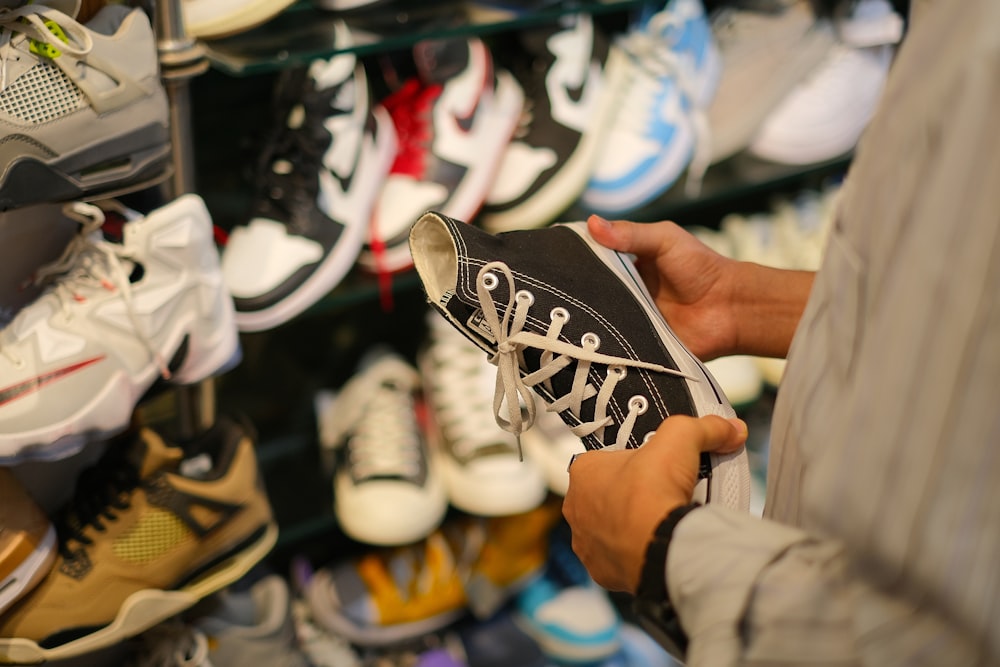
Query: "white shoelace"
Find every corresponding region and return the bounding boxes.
[475,261,698,452]
[0,203,170,378]
[324,356,424,481]
[0,4,92,91]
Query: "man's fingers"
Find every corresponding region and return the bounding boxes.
[587,215,680,258]
[566,415,745,476]
[649,414,748,456]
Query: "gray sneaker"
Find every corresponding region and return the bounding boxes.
[129,576,328,667]
[0,0,170,210]
[409,211,750,509]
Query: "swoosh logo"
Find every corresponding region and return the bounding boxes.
[322,73,365,191]
[0,356,105,408]
[319,111,388,227]
[433,40,495,164]
[448,41,491,133]
[545,16,602,132]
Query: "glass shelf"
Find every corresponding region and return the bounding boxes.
[200,0,645,76]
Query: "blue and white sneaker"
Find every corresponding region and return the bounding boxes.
[635,0,721,107]
[514,523,621,664]
[581,0,718,214]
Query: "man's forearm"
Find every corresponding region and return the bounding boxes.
[728,263,814,359]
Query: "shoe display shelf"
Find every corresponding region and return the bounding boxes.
[189,1,853,323]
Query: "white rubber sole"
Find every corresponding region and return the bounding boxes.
[0,522,278,665]
[333,471,449,547]
[439,455,549,517]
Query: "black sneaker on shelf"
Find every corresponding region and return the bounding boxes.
[220,22,397,333]
[480,13,619,233]
[409,211,750,509]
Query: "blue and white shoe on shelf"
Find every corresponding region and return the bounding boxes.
[514,524,621,664]
[581,0,718,215]
[635,0,721,108]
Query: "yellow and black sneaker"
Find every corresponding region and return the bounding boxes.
[0,417,277,664]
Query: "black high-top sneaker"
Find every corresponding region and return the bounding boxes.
[220,22,397,333]
[409,211,750,509]
[480,13,620,233]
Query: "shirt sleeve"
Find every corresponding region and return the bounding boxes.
[663,2,1000,666]
[668,507,985,667]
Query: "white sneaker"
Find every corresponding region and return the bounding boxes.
[519,397,585,497]
[0,196,240,464]
[318,347,448,546]
[755,356,787,390]
[0,0,170,209]
[582,0,719,213]
[420,310,548,517]
[748,0,901,165]
[748,43,893,165]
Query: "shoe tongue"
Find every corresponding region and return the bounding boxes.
[413,38,470,84]
[131,429,184,478]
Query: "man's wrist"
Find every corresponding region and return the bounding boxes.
[635,502,701,603]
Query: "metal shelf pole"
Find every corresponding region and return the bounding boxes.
[153,0,216,439]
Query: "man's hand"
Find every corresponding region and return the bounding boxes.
[587,215,815,360]
[562,414,748,594]
[587,215,739,360]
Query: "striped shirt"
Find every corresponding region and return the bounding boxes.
[667,1,1000,664]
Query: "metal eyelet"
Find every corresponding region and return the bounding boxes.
[581,332,601,349]
[481,272,499,290]
[550,307,569,323]
[608,365,627,379]
[642,431,656,444]
[628,395,649,415]
[515,290,534,306]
